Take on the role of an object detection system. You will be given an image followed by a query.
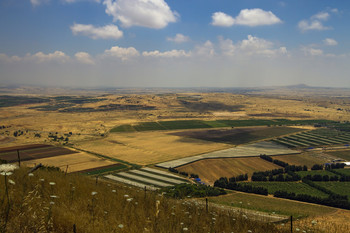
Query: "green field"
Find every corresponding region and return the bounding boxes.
[110,119,333,133]
[296,170,338,178]
[247,182,329,198]
[208,192,336,218]
[315,182,350,199]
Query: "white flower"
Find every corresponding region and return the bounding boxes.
[50,195,59,199]
[49,182,56,186]
[8,179,15,185]
[248,230,252,233]
[118,224,124,229]
[296,228,300,232]
[50,201,55,205]
[91,191,97,196]
[28,173,34,177]
[124,194,129,198]
[126,198,133,202]
[183,227,188,231]
[112,189,116,193]
[0,164,18,175]
[40,178,45,182]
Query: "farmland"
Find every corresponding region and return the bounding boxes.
[315,182,350,199]
[272,128,350,148]
[176,157,281,185]
[272,152,330,167]
[326,150,350,161]
[247,182,329,198]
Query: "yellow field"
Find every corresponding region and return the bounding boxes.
[21,151,116,173]
[177,157,282,185]
[75,131,231,165]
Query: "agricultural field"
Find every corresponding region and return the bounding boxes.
[272,128,350,148]
[296,170,338,178]
[247,182,329,198]
[332,168,350,176]
[315,182,350,199]
[208,192,336,218]
[105,167,189,190]
[272,152,331,167]
[0,144,77,162]
[170,126,305,145]
[176,157,282,185]
[22,151,117,173]
[75,131,231,165]
[326,150,350,161]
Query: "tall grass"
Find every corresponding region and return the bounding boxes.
[0,167,290,233]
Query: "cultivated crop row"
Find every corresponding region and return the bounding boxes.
[105,167,188,190]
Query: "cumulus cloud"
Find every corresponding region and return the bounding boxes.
[211,12,235,27]
[211,9,281,27]
[103,0,178,29]
[298,10,336,32]
[194,41,215,57]
[323,38,338,46]
[167,34,190,43]
[31,51,70,63]
[71,23,123,40]
[75,52,95,64]
[219,35,287,57]
[142,49,191,58]
[103,46,140,61]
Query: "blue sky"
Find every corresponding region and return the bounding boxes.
[0,0,350,88]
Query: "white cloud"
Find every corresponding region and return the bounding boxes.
[194,41,215,57]
[63,0,100,3]
[0,54,22,63]
[103,0,178,29]
[142,49,191,58]
[75,52,95,64]
[219,35,287,57]
[302,47,324,56]
[167,34,190,43]
[298,10,336,32]
[211,9,281,27]
[31,51,70,63]
[211,12,235,27]
[311,12,330,21]
[103,46,140,61]
[323,38,338,46]
[71,23,123,40]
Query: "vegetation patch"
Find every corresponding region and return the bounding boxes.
[160,183,227,199]
[0,95,49,107]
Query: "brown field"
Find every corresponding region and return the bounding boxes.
[0,144,77,162]
[170,126,305,145]
[177,157,282,185]
[22,151,116,173]
[325,149,350,161]
[272,151,331,167]
[75,131,231,165]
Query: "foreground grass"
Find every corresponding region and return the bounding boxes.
[0,166,290,233]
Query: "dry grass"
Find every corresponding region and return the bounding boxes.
[21,152,115,173]
[177,157,281,185]
[75,132,230,165]
[272,151,331,167]
[0,166,290,233]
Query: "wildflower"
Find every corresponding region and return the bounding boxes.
[118,224,124,229]
[49,182,56,186]
[50,195,59,199]
[180,222,184,226]
[126,198,133,202]
[40,178,45,182]
[212,218,216,221]
[50,201,55,205]
[112,189,116,193]
[124,194,129,198]
[183,227,188,231]
[296,228,300,232]
[8,179,15,185]
[311,220,317,225]
[281,223,285,226]
[91,191,97,196]
[248,230,252,233]
[0,164,18,176]
[28,173,34,177]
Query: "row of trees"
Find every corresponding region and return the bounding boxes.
[168,167,199,179]
[160,183,226,199]
[260,154,307,171]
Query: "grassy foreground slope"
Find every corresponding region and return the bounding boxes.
[0,166,289,233]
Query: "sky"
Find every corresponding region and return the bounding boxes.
[0,0,350,88]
